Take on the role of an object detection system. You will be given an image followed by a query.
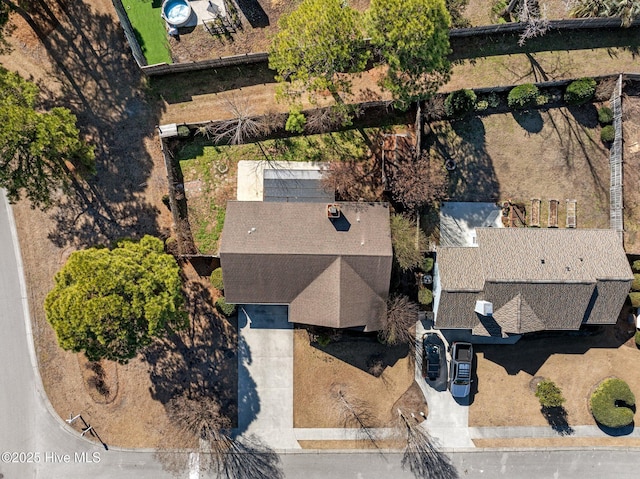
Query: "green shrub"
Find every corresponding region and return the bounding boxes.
[633,274,640,292]
[601,125,615,143]
[536,94,548,106]
[635,331,640,348]
[475,100,489,111]
[564,78,596,105]
[535,380,565,408]
[317,334,331,347]
[215,297,237,317]
[598,106,613,125]
[633,260,640,273]
[444,89,477,117]
[630,292,640,308]
[285,107,306,133]
[210,267,224,291]
[177,125,190,137]
[421,257,434,273]
[487,92,500,108]
[507,83,539,109]
[590,378,635,428]
[418,288,433,306]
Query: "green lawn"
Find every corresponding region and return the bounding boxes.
[121,0,172,65]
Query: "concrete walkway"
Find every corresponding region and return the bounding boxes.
[237,305,300,449]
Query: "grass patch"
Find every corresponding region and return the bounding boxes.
[120,0,172,65]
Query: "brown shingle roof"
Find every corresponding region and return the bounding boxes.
[437,228,632,334]
[220,201,392,330]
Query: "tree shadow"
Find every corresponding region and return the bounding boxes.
[220,434,284,479]
[233,0,269,28]
[567,104,599,129]
[14,0,165,247]
[429,117,500,202]
[479,325,628,376]
[149,62,278,104]
[596,420,635,437]
[541,406,574,436]
[236,334,261,435]
[143,280,239,425]
[512,109,544,134]
[543,107,608,201]
[311,330,409,376]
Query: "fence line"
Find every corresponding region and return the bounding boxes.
[142,52,269,76]
[449,17,639,37]
[111,0,147,68]
[112,5,640,77]
[609,74,623,236]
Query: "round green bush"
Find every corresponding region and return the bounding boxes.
[590,378,635,428]
[633,274,640,292]
[600,125,615,143]
[564,78,596,105]
[507,83,539,109]
[633,260,640,273]
[535,380,565,408]
[630,292,640,308]
[421,257,434,273]
[444,89,477,117]
[418,288,433,306]
[215,297,237,317]
[635,331,640,348]
[598,106,613,125]
[210,267,224,291]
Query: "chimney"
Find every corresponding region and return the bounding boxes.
[327,204,341,218]
[475,300,493,316]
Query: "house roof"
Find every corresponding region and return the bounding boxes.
[436,228,632,335]
[220,201,392,330]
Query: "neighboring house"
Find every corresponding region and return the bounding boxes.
[434,228,633,338]
[220,201,393,331]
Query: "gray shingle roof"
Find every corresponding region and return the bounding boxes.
[220,201,392,330]
[436,228,632,335]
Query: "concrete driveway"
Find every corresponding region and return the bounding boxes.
[415,316,474,448]
[237,305,299,449]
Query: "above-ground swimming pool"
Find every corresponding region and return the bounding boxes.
[162,0,193,27]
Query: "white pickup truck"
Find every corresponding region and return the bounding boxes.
[449,342,473,398]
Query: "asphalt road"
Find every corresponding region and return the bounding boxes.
[2,189,640,478]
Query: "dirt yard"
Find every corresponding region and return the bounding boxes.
[431,103,611,228]
[293,329,417,429]
[623,92,640,252]
[469,317,640,429]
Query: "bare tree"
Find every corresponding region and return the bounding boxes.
[196,97,266,145]
[517,0,550,46]
[321,157,384,202]
[379,295,419,346]
[157,393,283,478]
[386,150,448,212]
[330,383,379,447]
[396,410,458,479]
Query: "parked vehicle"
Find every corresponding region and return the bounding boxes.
[423,333,442,381]
[449,342,473,398]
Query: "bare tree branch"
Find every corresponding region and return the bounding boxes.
[396,410,458,479]
[331,383,379,447]
[379,295,419,346]
[517,0,550,46]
